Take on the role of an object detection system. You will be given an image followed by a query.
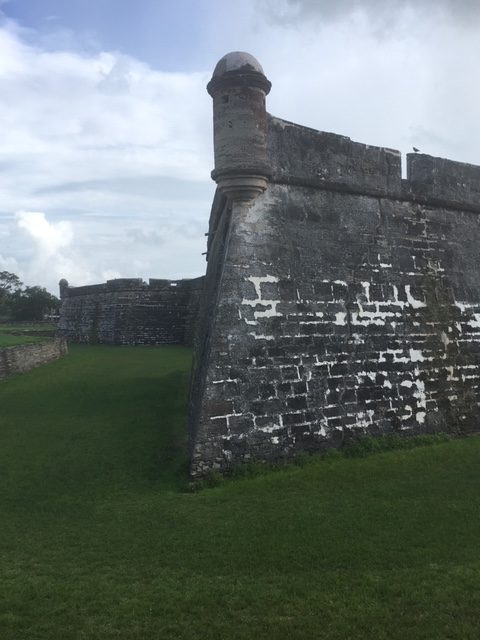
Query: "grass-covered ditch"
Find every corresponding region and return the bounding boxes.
[0,345,480,639]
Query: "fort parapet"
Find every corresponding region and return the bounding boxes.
[58,277,204,346]
[188,52,480,476]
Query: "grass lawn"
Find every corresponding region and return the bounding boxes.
[0,333,47,347]
[0,324,56,333]
[0,345,480,639]
[0,323,55,347]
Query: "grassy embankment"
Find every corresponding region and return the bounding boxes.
[0,345,479,639]
[0,323,55,347]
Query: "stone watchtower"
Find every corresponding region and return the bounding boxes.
[207,51,271,202]
[58,279,69,300]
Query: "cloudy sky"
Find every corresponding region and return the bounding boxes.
[1,0,479,294]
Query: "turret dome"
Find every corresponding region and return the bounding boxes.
[212,51,265,78]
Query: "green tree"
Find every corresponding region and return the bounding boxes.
[0,272,60,321]
[11,286,61,321]
[0,271,23,294]
[0,271,23,320]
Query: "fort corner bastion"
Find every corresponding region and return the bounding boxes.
[188,51,480,476]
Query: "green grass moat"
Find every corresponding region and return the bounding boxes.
[1,345,479,639]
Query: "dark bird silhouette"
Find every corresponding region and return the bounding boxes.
[413,147,420,153]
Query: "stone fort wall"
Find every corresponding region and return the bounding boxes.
[58,277,204,346]
[188,52,480,476]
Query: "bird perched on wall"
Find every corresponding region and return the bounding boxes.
[413,147,420,153]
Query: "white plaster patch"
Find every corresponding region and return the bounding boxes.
[247,275,279,298]
[258,422,284,433]
[413,375,427,410]
[334,311,347,325]
[362,281,371,303]
[242,274,283,322]
[212,378,238,385]
[248,333,275,340]
[440,331,450,349]
[468,314,480,329]
[409,348,424,362]
[351,309,393,327]
[446,366,456,381]
[255,305,280,319]
[316,424,327,437]
[352,409,375,430]
[405,285,426,309]
[378,348,425,364]
[403,405,413,419]
[356,371,376,384]
[253,416,283,433]
[453,301,480,331]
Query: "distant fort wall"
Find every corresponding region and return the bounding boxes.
[188,52,480,476]
[58,277,204,346]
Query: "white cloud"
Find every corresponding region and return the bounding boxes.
[2,206,209,294]
[0,18,214,293]
[1,6,480,295]
[16,211,73,257]
[248,0,480,167]
[0,29,212,196]
[259,0,480,28]
[0,253,19,274]
[13,210,93,291]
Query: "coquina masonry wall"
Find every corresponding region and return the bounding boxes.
[58,277,204,346]
[189,52,480,476]
[0,339,68,379]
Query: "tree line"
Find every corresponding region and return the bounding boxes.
[0,271,60,322]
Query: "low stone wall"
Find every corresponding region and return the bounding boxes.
[0,339,68,379]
